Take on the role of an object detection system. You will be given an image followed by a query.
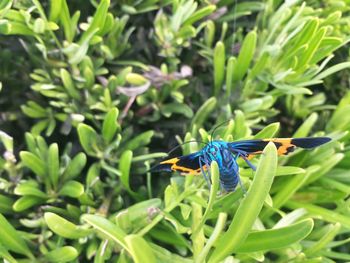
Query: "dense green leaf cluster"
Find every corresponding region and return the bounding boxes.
[1,0,350,262]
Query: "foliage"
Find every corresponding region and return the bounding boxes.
[1,0,350,262]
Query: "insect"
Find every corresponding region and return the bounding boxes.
[152,136,331,192]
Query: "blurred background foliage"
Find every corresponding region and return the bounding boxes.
[1,0,350,262]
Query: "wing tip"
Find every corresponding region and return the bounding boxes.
[292,137,331,148]
[150,163,172,173]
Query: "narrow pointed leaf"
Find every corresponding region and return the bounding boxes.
[102,108,119,144]
[59,180,84,198]
[44,246,78,262]
[125,234,156,263]
[20,151,46,178]
[0,214,33,258]
[77,123,98,155]
[236,219,314,253]
[213,41,225,96]
[13,196,45,212]
[48,143,59,189]
[63,152,87,180]
[119,150,133,192]
[233,31,257,82]
[82,214,128,250]
[209,142,277,262]
[45,212,91,239]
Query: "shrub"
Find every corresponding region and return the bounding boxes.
[1,0,350,262]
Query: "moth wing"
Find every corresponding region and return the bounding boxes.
[152,152,205,175]
[229,137,331,157]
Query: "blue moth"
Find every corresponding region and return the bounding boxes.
[152,137,331,192]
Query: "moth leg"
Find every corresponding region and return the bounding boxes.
[233,153,247,195]
[241,155,257,171]
[234,150,257,171]
[199,156,211,189]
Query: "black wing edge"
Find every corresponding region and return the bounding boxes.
[150,162,173,173]
[150,152,202,173]
[291,137,331,149]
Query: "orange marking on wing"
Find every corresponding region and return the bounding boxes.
[160,157,207,175]
[246,151,262,160]
[160,157,180,165]
[172,163,205,175]
[263,138,295,155]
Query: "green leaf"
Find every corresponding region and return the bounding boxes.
[204,20,215,47]
[126,73,148,85]
[233,31,257,82]
[293,113,318,137]
[194,162,222,262]
[0,131,13,151]
[161,103,193,118]
[116,199,161,231]
[183,5,216,26]
[297,27,326,70]
[14,181,47,198]
[233,110,250,139]
[25,132,36,153]
[48,143,59,189]
[63,152,87,180]
[250,52,269,79]
[0,213,33,258]
[44,246,78,262]
[315,62,350,81]
[5,21,35,35]
[276,166,305,176]
[20,151,46,178]
[286,201,350,228]
[292,18,319,52]
[82,214,128,250]
[77,123,98,156]
[33,18,45,33]
[21,101,47,118]
[209,142,277,262]
[270,166,319,213]
[0,194,14,214]
[86,162,101,188]
[102,108,119,144]
[119,150,133,192]
[196,213,227,263]
[59,0,76,42]
[191,97,217,129]
[123,130,153,151]
[44,212,91,239]
[0,0,12,13]
[49,0,62,22]
[13,196,45,212]
[80,0,110,43]
[59,180,84,198]
[254,122,280,139]
[64,27,99,64]
[225,56,236,97]
[0,244,17,263]
[236,219,314,253]
[304,223,341,256]
[60,69,80,99]
[125,234,156,263]
[213,41,225,96]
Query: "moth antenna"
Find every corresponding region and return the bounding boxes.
[166,140,208,157]
[210,120,232,143]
